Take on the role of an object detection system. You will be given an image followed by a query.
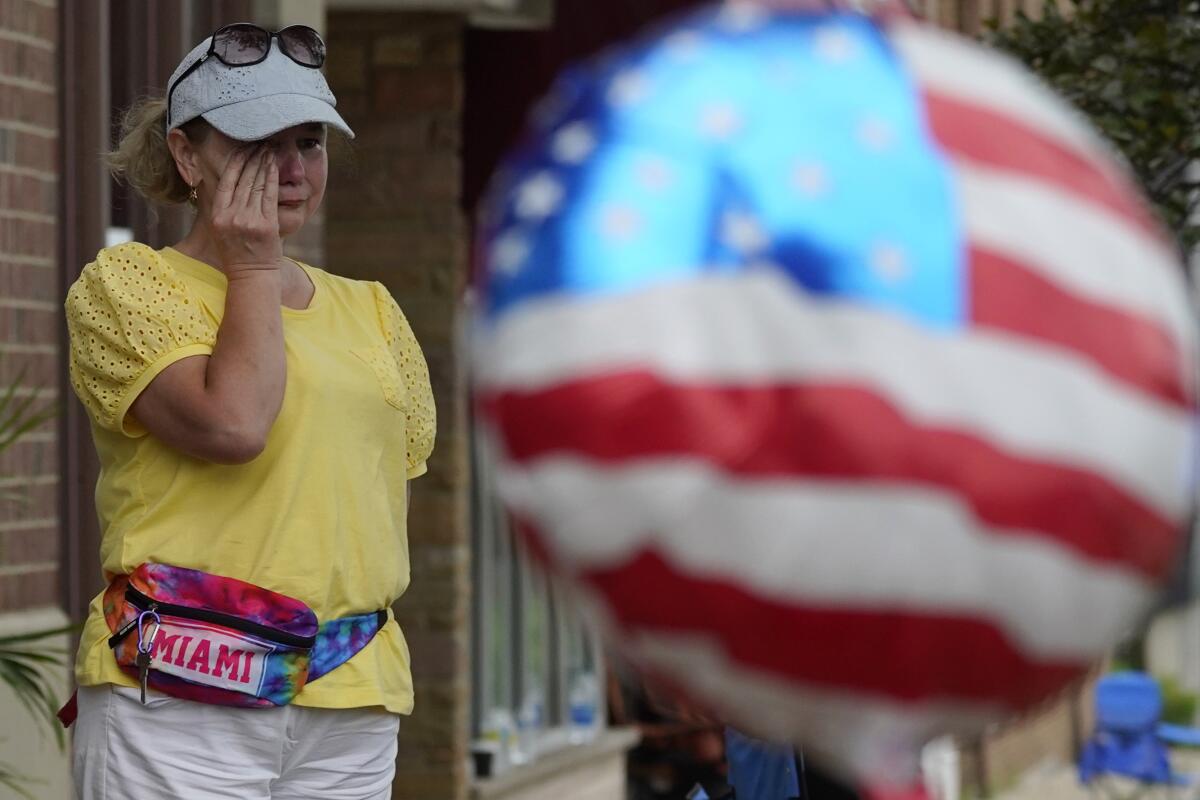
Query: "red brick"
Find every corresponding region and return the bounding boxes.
[0,260,56,301]
[9,39,53,84]
[328,154,459,219]
[0,82,55,128]
[372,67,461,117]
[0,1,57,45]
[0,36,53,86]
[328,11,460,35]
[0,349,56,391]
[0,565,58,611]
[0,215,55,257]
[328,11,470,799]
[0,480,54,526]
[422,28,462,67]
[0,523,58,566]
[0,170,54,214]
[0,303,58,344]
[345,115,436,153]
[10,127,57,171]
[0,435,56,476]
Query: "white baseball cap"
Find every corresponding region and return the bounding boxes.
[166,31,355,141]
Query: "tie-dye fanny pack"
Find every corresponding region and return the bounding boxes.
[104,563,386,708]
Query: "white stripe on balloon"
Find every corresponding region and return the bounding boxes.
[498,456,1157,661]
[957,163,1194,351]
[476,268,1194,518]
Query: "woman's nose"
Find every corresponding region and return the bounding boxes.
[274,148,305,184]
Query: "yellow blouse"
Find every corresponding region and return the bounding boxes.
[64,243,435,714]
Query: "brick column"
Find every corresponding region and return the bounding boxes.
[325,12,470,800]
[0,0,59,613]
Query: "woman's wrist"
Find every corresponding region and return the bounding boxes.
[224,261,284,280]
[224,266,284,304]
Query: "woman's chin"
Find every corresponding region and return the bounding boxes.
[276,207,309,238]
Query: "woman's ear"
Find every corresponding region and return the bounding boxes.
[165,128,201,189]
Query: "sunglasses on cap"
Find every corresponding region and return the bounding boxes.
[166,23,327,130]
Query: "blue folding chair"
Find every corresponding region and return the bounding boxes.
[688,728,804,800]
[1079,671,1200,799]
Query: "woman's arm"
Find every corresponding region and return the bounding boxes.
[130,147,287,464]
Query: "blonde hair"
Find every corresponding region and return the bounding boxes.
[106,97,210,206]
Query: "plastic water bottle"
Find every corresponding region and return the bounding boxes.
[482,707,519,771]
[516,686,544,763]
[568,671,600,744]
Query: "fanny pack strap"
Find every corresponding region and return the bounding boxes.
[308,609,388,683]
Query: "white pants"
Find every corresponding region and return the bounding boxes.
[73,684,400,800]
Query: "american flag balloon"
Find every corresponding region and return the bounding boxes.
[472,1,1198,787]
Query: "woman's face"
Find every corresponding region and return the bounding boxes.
[186,123,329,239]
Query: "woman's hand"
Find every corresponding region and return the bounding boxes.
[207,145,282,275]
[129,144,289,463]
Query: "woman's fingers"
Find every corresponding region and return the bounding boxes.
[208,145,282,270]
[213,146,255,210]
[249,150,269,197]
[232,147,268,210]
[261,159,279,220]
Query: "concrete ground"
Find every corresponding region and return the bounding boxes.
[988,751,1200,800]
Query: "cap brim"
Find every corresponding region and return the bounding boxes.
[202,94,355,141]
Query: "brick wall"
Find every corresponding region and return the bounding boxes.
[324,11,471,800]
[0,0,59,614]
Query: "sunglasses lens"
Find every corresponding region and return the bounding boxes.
[278,26,325,67]
[213,24,271,65]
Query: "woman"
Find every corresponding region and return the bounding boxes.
[64,24,435,800]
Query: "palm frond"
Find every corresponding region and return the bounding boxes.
[0,765,37,800]
[0,362,57,455]
[0,361,69,789]
[0,627,75,751]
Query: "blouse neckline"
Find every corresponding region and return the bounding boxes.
[160,246,323,316]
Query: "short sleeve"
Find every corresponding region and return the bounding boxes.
[65,243,216,436]
[371,282,436,478]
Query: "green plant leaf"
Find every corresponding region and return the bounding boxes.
[987,0,1200,256]
[0,767,36,800]
[0,362,70,785]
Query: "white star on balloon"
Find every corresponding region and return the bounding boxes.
[600,205,644,242]
[515,172,564,220]
[700,103,744,140]
[791,162,831,197]
[608,70,651,107]
[858,117,896,152]
[717,1,770,32]
[721,211,770,255]
[636,157,675,192]
[663,30,705,60]
[491,231,531,276]
[814,26,860,63]
[870,243,910,284]
[551,122,596,164]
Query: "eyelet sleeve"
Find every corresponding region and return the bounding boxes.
[65,243,217,436]
[371,282,436,478]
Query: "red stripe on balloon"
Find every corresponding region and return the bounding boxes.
[969,246,1190,408]
[483,377,1181,579]
[578,547,1085,708]
[923,90,1165,242]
